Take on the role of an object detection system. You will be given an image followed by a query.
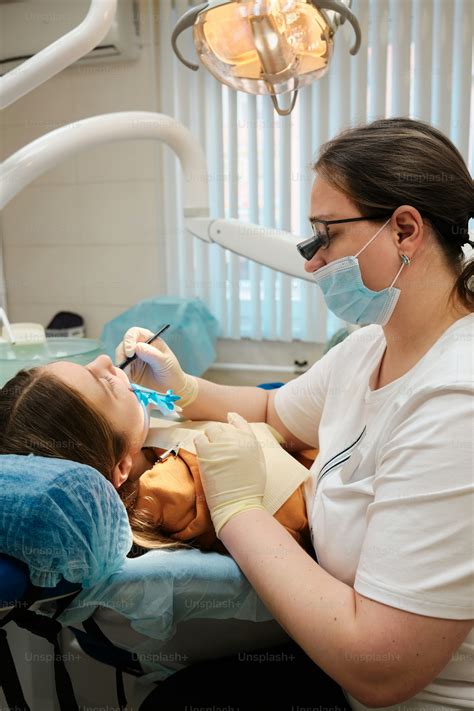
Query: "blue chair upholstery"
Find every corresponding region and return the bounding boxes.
[0,554,82,611]
[0,554,28,609]
[257,382,284,389]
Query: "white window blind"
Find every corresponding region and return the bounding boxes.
[158,0,473,343]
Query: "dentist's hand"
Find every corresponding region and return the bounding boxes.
[114,326,198,407]
[194,412,267,538]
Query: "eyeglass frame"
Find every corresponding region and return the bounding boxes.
[296,214,393,261]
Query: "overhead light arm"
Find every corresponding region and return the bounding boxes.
[317,0,361,54]
[0,111,313,285]
[171,2,208,71]
[0,112,209,215]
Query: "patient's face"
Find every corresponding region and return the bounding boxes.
[45,355,146,450]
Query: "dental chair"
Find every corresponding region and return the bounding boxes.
[0,450,289,711]
[0,453,134,711]
[0,553,84,710]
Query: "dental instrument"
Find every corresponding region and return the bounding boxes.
[117,323,171,371]
[129,382,182,417]
[156,443,182,463]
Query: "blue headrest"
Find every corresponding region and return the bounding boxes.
[0,553,82,608]
[0,455,132,589]
[0,554,29,606]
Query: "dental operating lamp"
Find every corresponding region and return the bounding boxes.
[172,0,361,115]
[0,111,313,284]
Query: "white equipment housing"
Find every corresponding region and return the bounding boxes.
[0,0,140,77]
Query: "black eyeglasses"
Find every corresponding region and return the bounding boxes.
[296,214,392,261]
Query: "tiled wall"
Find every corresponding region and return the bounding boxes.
[0,0,167,339]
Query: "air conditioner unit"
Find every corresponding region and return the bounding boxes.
[0,0,141,76]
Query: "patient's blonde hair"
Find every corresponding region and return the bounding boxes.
[0,367,195,554]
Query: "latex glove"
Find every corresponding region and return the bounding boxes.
[114,326,198,408]
[194,412,266,538]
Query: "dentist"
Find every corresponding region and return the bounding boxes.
[118,118,473,711]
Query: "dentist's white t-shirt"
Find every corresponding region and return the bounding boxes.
[274,314,474,711]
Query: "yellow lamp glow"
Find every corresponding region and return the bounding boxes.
[172,0,361,115]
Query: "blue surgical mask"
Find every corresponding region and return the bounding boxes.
[129,383,181,437]
[311,218,409,326]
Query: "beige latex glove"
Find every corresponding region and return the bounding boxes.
[114,326,198,408]
[194,412,266,538]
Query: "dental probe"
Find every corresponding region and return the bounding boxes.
[118,323,170,370]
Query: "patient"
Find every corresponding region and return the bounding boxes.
[0,356,316,557]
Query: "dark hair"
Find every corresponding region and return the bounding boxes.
[314,117,474,312]
[0,367,192,552]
